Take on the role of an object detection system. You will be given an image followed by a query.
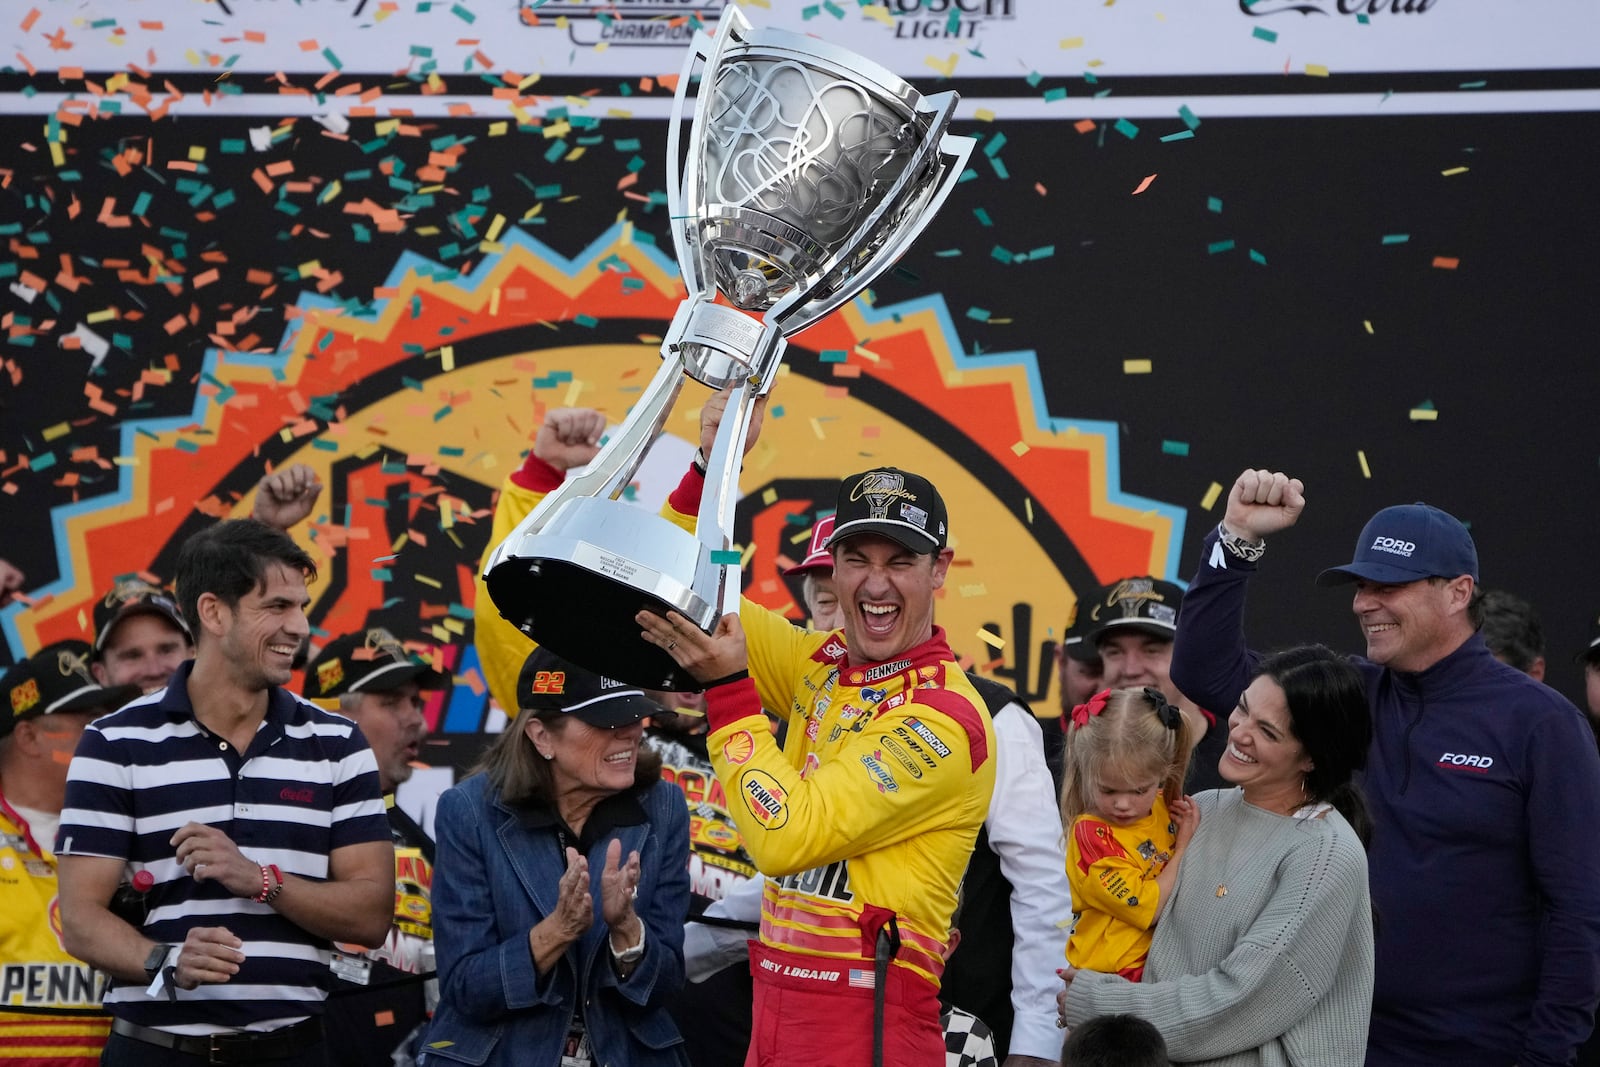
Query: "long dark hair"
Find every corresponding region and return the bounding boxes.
[1256,645,1374,849]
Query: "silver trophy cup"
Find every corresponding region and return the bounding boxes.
[483,6,974,689]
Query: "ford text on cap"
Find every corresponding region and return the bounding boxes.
[825,467,948,555]
[1316,503,1479,587]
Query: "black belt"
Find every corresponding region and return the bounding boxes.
[111,1016,323,1064]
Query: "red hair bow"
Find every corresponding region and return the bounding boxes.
[1070,688,1112,729]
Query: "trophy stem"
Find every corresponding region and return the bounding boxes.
[695,376,756,619]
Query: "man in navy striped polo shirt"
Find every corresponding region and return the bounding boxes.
[55,519,394,1065]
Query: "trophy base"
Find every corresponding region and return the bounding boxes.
[483,498,724,693]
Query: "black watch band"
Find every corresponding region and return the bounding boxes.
[143,944,172,983]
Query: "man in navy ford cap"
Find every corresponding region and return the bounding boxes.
[1168,469,1600,1067]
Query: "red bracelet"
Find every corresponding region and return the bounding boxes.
[253,864,284,904]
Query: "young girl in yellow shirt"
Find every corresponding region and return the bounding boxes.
[1061,687,1202,980]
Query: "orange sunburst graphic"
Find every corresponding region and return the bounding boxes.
[6,222,1183,717]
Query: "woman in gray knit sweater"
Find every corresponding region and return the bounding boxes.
[1058,646,1375,1067]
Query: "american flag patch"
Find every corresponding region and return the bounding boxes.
[848,969,875,990]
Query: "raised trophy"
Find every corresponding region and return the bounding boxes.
[483,6,974,689]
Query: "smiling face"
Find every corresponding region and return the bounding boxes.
[528,715,644,815]
[92,613,192,694]
[1056,646,1105,713]
[831,534,952,666]
[1096,631,1175,697]
[344,682,428,793]
[1219,675,1314,812]
[1350,575,1474,673]
[206,562,312,691]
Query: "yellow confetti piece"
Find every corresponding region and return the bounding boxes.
[1024,498,1033,524]
[414,226,441,236]
[440,345,455,372]
[976,628,1006,650]
[187,145,207,162]
[297,260,322,279]
[42,422,72,442]
[112,455,138,466]
[49,141,65,167]
[1060,36,1084,49]
[959,584,988,597]
[375,118,401,136]
[440,501,454,529]
[442,617,466,636]
[85,308,117,324]
[1123,359,1153,374]
[1408,407,1439,421]
[789,528,813,545]
[1200,481,1224,511]
[606,108,635,119]
[318,179,342,205]
[810,417,826,440]
[1357,451,1372,479]
[925,53,958,78]
[1441,166,1469,176]
[563,379,584,407]
[430,623,451,643]
[479,241,505,255]
[543,120,571,140]
[1305,63,1330,77]
[740,542,757,566]
[854,345,881,363]
[1011,441,1030,457]
[489,287,501,316]
[761,487,778,505]
[860,2,891,24]
[1363,320,1374,334]
[485,214,506,242]
[517,73,541,91]
[488,121,508,136]
[357,443,381,460]
[974,108,996,123]
[415,574,443,589]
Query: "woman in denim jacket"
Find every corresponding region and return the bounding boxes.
[422,647,691,1067]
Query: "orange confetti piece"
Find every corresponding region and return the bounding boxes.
[1132,173,1158,195]
[20,8,40,32]
[1432,256,1459,270]
[1074,119,1096,134]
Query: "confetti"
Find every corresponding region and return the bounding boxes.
[976,628,1005,650]
[1132,173,1158,195]
[1201,482,1224,511]
[1358,451,1372,479]
[1123,359,1152,374]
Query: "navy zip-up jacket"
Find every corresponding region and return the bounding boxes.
[1171,528,1600,1067]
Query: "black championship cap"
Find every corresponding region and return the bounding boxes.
[4,640,140,738]
[517,646,658,728]
[825,467,948,555]
[1082,577,1183,646]
[93,578,193,655]
[304,628,448,701]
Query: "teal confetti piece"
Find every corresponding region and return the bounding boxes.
[1161,440,1190,457]
[410,45,433,57]
[1160,130,1195,142]
[966,307,992,322]
[1357,12,1370,22]
[574,314,599,328]
[973,207,993,227]
[30,452,57,471]
[989,155,1009,179]
[371,569,394,582]
[984,132,1007,158]
[801,4,820,18]
[770,405,785,418]
[1249,249,1267,265]
[1027,245,1055,259]
[613,138,641,152]
[626,155,646,173]
[175,440,200,455]
[544,140,567,163]
[433,406,453,422]
[322,47,343,71]
[1381,234,1410,245]
[1025,71,1043,88]
[934,249,963,258]
[1083,71,1098,85]
[825,0,846,17]
[1043,87,1067,103]
[1207,239,1236,254]
[1459,80,1487,89]
[1179,105,1200,130]
[132,191,152,216]
[1207,196,1223,213]
[311,438,339,452]
[439,446,466,457]
[710,550,742,565]
[991,246,1015,264]
[1252,27,1278,43]
[621,277,645,292]
[451,3,477,22]
[1114,118,1139,140]
[819,349,849,363]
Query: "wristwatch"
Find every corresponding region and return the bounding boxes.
[143,943,174,983]
[610,924,646,965]
[1217,522,1266,562]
